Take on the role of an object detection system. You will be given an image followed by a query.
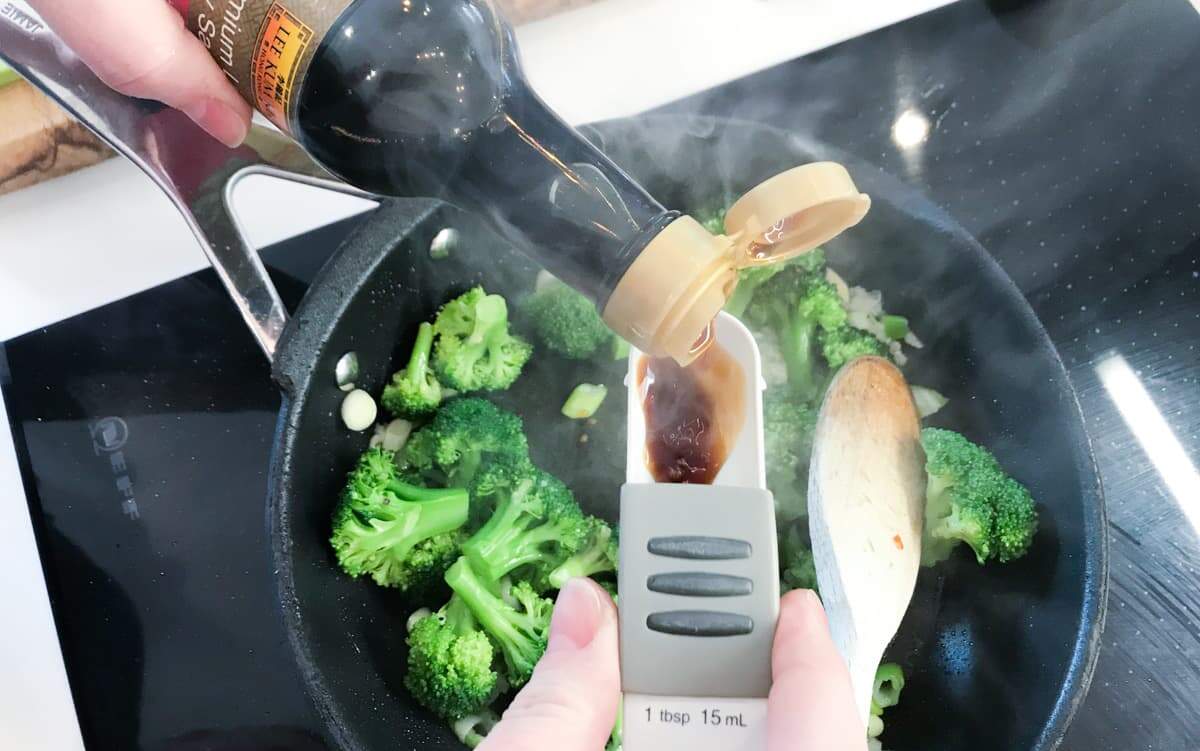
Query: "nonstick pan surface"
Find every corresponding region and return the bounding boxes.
[267,115,1107,751]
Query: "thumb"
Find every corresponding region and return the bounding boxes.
[768,590,865,751]
[479,578,620,751]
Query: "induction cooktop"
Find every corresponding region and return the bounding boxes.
[4,1,1197,749]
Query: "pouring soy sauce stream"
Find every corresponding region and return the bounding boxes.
[169,0,871,364]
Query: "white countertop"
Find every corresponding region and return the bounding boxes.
[0,1,953,748]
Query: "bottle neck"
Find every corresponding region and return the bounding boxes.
[425,76,675,304]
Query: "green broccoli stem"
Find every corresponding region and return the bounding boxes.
[446,558,543,681]
[463,489,566,581]
[470,295,507,345]
[724,280,758,319]
[442,594,476,633]
[386,479,468,506]
[548,527,613,589]
[611,336,631,360]
[404,322,435,385]
[368,487,469,559]
[779,316,818,402]
[447,450,484,488]
[450,295,508,378]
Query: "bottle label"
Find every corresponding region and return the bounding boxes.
[171,0,352,131]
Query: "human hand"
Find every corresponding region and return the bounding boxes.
[767,589,864,750]
[481,581,863,751]
[28,0,252,147]
[478,578,621,751]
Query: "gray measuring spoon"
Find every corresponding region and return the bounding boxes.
[807,356,926,727]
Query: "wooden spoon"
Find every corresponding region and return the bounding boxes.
[807,356,926,727]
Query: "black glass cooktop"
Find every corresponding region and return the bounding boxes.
[4,0,1197,748]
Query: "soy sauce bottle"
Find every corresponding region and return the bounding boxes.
[170,0,868,363]
[292,0,668,307]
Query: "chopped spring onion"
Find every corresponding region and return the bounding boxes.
[562,383,608,419]
[882,314,909,340]
[341,389,377,431]
[872,663,905,710]
[611,336,631,360]
[453,709,500,748]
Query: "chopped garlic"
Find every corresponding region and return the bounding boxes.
[341,389,377,432]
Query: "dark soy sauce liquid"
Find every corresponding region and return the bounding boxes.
[637,344,746,484]
[294,0,674,302]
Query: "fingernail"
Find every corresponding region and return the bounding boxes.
[546,578,604,654]
[184,97,249,148]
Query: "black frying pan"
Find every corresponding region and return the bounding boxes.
[268,115,1107,751]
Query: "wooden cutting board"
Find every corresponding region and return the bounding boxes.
[0,0,598,196]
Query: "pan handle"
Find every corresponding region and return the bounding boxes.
[0,4,375,360]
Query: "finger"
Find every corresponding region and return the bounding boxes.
[480,578,620,751]
[768,590,865,751]
[30,0,251,146]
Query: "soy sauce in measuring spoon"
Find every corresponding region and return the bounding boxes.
[636,342,746,484]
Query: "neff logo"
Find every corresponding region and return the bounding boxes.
[1,3,45,34]
[89,417,139,520]
[196,0,248,83]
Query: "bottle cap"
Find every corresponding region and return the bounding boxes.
[603,162,870,365]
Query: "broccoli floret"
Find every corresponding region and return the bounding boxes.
[382,322,443,418]
[818,323,888,371]
[465,453,537,529]
[778,521,819,594]
[446,557,553,687]
[463,466,588,584]
[402,397,529,488]
[790,247,829,275]
[747,267,847,401]
[764,390,818,521]
[727,248,831,319]
[405,595,497,720]
[433,287,532,392]
[920,428,1039,566]
[547,517,617,590]
[521,281,612,359]
[992,477,1039,562]
[329,447,469,592]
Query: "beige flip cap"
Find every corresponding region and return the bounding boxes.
[603,162,871,364]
